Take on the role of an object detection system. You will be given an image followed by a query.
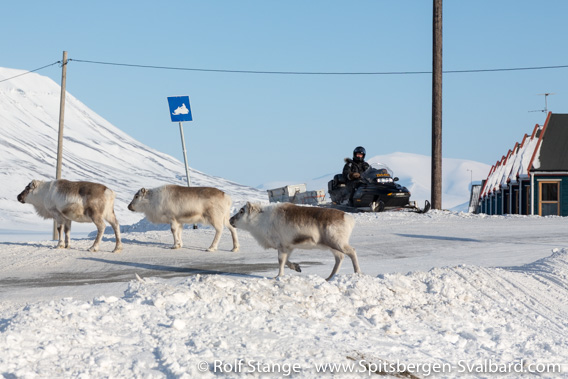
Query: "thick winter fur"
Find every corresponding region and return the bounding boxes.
[17,179,122,253]
[128,185,239,252]
[230,202,361,280]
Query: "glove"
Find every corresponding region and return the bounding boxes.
[351,172,361,179]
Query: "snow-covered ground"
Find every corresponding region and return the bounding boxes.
[1,66,565,378]
[1,210,567,378]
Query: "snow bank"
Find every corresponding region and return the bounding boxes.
[1,250,567,377]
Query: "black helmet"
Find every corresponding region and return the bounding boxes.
[353,146,366,162]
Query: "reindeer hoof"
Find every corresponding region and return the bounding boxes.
[231,247,239,252]
[88,246,99,252]
[289,263,301,272]
[206,247,217,252]
[112,246,123,253]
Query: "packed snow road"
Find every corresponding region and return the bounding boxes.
[0,211,567,377]
[0,210,566,304]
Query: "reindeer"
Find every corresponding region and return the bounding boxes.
[230,202,361,280]
[17,179,122,253]
[128,185,239,252]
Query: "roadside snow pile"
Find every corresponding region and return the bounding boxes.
[1,250,567,377]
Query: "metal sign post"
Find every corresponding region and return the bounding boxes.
[177,121,191,186]
[167,96,193,187]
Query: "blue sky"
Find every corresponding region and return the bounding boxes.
[3,1,568,187]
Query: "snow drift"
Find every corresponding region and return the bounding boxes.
[0,248,566,377]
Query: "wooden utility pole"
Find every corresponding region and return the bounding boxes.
[53,51,68,239]
[431,0,443,209]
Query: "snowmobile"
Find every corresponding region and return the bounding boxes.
[327,163,430,213]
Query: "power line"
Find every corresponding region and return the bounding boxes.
[69,58,568,75]
[445,65,568,74]
[70,58,418,75]
[0,61,62,83]
[2,59,567,83]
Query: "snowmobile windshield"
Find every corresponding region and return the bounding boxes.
[362,163,394,183]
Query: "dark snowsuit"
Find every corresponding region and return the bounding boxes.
[342,158,370,181]
[342,158,370,205]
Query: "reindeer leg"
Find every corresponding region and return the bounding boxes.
[341,244,361,275]
[276,248,300,277]
[207,221,223,252]
[326,250,345,281]
[170,220,182,249]
[107,211,122,253]
[55,221,65,249]
[89,217,105,252]
[225,218,239,252]
[64,220,72,248]
[286,259,301,273]
[276,249,290,278]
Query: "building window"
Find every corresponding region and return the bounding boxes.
[539,181,560,216]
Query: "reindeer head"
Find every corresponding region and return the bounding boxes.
[229,202,262,227]
[17,180,40,204]
[128,188,148,212]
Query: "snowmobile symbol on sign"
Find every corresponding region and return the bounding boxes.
[172,103,190,116]
[167,96,193,122]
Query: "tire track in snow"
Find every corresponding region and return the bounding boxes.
[495,250,568,333]
[450,251,568,336]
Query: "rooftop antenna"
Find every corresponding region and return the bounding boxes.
[529,93,555,113]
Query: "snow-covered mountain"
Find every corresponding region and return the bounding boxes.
[1,66,490,233]
[0,67,265,232]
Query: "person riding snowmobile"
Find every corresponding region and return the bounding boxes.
[342,146,370,205]
[343,146,370,181]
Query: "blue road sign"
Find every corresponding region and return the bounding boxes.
[167,96,193,122]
